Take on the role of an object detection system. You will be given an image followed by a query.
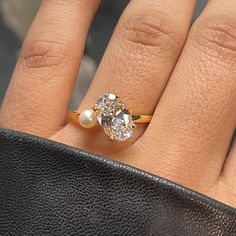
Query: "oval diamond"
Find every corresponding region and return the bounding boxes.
[95,94,134,141]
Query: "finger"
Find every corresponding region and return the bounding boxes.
[58,0,197,152]
[0,0,100,136]
[221,131,236,193]
[141,0,236,191]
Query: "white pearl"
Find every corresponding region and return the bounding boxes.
[79,109,97,128]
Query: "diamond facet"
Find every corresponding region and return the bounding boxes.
[95,94,134,141]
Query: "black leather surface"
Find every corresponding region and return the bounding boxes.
[0,129,236,236]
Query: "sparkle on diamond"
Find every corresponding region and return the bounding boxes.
[96,94,124,116]
[95,94,134,141]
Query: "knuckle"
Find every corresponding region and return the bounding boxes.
[19,40,70,76]
[192,15,236,57]
[121,13,183,56]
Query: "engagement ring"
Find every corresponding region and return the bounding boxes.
[68,93,152,141]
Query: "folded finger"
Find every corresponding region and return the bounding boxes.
[141,0,236,191]
[0,0,100,136]
[58,0,197,153]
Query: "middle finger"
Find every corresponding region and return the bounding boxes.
[143,0,236,191]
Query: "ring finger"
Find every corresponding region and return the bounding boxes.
[57,0,197,154]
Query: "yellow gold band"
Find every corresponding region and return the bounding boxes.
[130,114,152,123]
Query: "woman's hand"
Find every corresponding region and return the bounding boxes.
[0,0,235,207]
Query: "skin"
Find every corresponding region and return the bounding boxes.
[0,0,236,207]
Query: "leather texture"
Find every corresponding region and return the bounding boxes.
[0,129,236,236]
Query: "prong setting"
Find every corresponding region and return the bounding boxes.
[95,94,134,141]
